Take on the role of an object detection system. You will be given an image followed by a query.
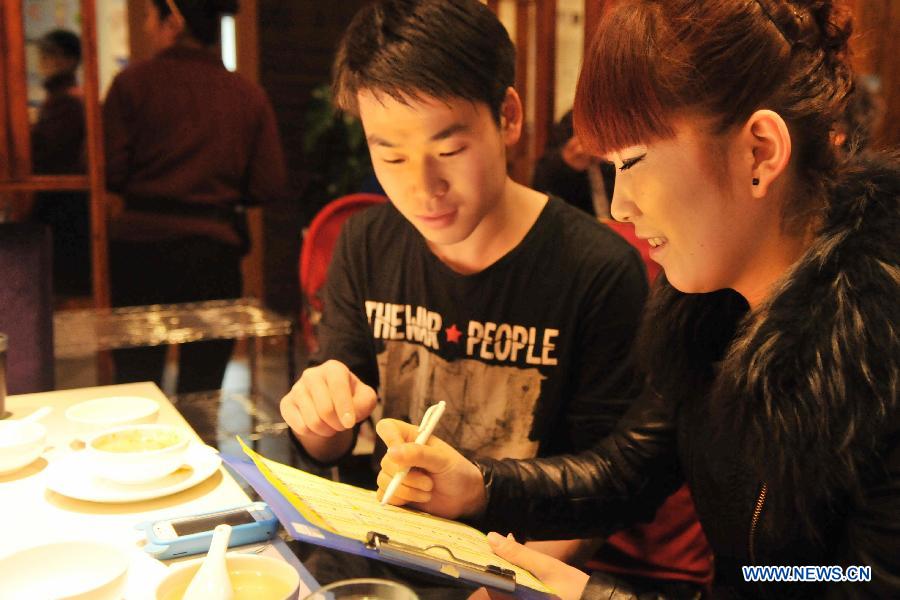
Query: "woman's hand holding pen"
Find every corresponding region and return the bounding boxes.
[375,418,487,520]
[377,418,589,599]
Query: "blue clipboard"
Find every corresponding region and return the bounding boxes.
[222,444,552,599]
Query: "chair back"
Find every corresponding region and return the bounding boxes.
[299,193,388,351]
[0,223,55,393]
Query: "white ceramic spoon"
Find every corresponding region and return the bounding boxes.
[3,406,51,433]
[182,524,234,600]
[17,406,52,424]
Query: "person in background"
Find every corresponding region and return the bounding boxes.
[534,110,662,282]
[375,0,899,598]
[103,0,286,393]
[280,0,710,596]
[30,29,91,299]
[531,110,616,218]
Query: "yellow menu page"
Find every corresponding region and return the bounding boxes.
[239,440,550,594]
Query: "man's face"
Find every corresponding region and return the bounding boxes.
[38,52,73,79]
[357,90,513,248]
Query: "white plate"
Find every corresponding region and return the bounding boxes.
[46,443,221,503]
[0,541,129,600]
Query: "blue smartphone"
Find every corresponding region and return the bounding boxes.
[139,501,279,559]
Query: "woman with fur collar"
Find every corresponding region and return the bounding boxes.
[372,0,899,598]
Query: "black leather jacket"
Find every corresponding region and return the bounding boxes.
[474,155,900,599]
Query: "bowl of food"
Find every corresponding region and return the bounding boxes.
[85,424,190,484]
[155,553,301,600]
[0,540,129,600]
[0,420,47,474]
[66,396,160,435]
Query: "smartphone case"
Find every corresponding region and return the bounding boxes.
[136,503,278,559]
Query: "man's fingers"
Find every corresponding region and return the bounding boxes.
[323,362,356,429]
[297,384,337,437]
[375,418,420,448]
[303,371,344,432]
[280,392,308,436]
[349,374,377,422]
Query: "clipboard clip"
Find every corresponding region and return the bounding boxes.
[365,532,516,592]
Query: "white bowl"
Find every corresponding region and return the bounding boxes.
[155,553,301,600]
[0,421,47,474]
[85,424,190,485]
[0,541,129,600]
[66,396,160,435]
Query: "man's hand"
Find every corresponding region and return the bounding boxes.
[280,360,377,461]
[467,533,590,600]
[375,418,487,520]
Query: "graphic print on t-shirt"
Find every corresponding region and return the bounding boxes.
[376,341,545,459]
[366,301,560,366]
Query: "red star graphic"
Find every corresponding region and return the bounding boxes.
[445,324,462,343]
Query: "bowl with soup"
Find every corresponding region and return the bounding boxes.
[154,553,301,600]
[86,424,190,484]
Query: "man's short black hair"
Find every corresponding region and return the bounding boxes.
[39,29,81,63]
[333,0,515,123]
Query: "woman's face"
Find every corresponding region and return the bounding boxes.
[607,117,766,294]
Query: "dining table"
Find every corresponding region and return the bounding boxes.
[0,381,317,599]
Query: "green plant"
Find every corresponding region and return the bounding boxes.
[302,85,373,213]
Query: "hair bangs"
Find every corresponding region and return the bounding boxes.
[574,2,679,156]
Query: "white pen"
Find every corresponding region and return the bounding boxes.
[380,400,447,506]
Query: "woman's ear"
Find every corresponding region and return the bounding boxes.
[500,87,523,146]
[744,109,792,198]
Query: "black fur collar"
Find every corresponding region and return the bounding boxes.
[642,152,899,535]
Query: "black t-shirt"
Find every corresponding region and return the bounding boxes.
[312,197,648,463]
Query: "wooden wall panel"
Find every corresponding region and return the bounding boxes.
[257,0,369,314]
[2,2,30,180]
[1,1,109,308]
[880,3,900,147]
[583,0,604,56]
[0,4,10,183]
[127,0,152,63]
[851,0,898,147]
[80,0,110,308]
[235,0,263,299]
[534,0,556,162]
[236,0,260,82]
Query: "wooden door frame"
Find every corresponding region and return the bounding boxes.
[0,0,110,309]
[502,0,557,185]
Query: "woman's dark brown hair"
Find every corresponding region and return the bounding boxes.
[574,0,854,225]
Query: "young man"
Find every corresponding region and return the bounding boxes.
[281,0,711,595]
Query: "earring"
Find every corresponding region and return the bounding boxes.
[752,177,760,186]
